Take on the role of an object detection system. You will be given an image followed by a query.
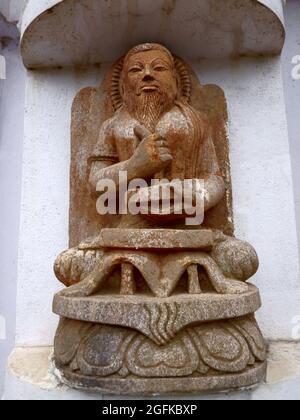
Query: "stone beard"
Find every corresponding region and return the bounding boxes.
[122,84,176,133]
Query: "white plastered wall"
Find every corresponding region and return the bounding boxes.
[0,34,26,398]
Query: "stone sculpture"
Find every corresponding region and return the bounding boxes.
[53,43,267,395]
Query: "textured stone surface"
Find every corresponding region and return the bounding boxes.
[98,228,214,250]
[68,45,232,248]
[54,286,262,342]
[53,316,266,395]
[60,364,267,396]
[53,287,266,394]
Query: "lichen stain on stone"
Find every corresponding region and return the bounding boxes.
[127,0,140,17]
[126,0,140,37]
[231,25,245,59]
[162,0,177,17]
[157,0,177,41]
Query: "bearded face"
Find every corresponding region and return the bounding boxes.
[122,49,178,132]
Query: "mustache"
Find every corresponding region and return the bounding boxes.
[136,83,162,96]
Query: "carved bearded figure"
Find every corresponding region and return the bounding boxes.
[54,43,259,298]
[53,44,267,394]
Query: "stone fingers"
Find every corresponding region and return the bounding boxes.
[152,136,172,162]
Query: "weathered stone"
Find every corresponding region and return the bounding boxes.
[54,316,266,395]
[53,286,262,343]
[53,43,266,395]
[58,363,267,396]
[68,47,233,248]
[98,228,214,250]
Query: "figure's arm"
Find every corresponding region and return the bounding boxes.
[89,123,172,191]
[89,159,135,192]
[139,122,225,223]
[195,126,225,211]
[140,174,225,224]
[197,174,225,212]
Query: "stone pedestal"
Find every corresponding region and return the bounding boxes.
[53,248,267,395]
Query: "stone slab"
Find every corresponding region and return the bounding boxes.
[53,285,261,342]
[97,229,214,251]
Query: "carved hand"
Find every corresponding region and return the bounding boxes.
[130,125,172,178]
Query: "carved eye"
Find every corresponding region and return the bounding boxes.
[129,67,143,74]
[154,66,168,72]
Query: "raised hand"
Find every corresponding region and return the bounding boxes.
[130,124,172,178]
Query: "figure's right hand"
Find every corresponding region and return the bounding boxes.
[130,125,173,177]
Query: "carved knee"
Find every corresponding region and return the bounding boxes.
[211,237,259,282]
[54,247,103,287]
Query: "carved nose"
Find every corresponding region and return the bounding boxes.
[142,74,155,82]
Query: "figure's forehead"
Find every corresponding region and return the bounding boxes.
[126,50,173,65]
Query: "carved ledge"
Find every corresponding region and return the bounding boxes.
[53,285,262,344]
[60,363,267,396]
[93,228,214,251]
[20,0,285,69]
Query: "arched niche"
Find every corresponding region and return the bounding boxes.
[20,0,286,69]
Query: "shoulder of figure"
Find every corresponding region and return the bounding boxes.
[100,114,118,137]
[175,100,210,130]
[193,107,210,125]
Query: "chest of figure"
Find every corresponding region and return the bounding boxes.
[114,110,193,179]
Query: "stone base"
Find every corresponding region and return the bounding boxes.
[53,317,267,396]
[59,363,267,396]
[53,287,267,396]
